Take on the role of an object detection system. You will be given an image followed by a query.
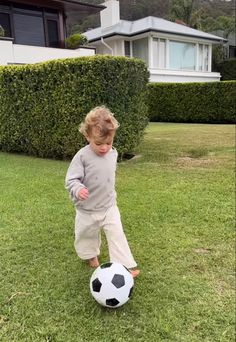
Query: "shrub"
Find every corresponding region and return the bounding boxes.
[147,81,236,123]
[65,33,88,49]
[0,25,4,37]
[0,56,149,159]
[217,59,236,81]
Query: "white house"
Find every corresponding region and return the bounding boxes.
[83,0,227,83]
[0,0,104,65]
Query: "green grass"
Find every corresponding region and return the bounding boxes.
[0,123,235,342]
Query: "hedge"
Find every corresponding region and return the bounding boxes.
[147,81,236,123]
[0,56,149,159]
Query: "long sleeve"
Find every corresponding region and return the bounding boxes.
[65,145,117,212]
[65,151,86,204]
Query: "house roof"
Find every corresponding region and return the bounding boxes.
[84,16,226,43]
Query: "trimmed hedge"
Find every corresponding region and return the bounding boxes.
[147,81,236,123]
[0,56,149,159]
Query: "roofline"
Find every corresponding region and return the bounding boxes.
[88,28,227,43]
[58,0,105,10]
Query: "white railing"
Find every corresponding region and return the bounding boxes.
[0,38,95,65]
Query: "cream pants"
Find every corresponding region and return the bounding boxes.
[74,205,137,269]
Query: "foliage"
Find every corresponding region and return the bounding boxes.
[65,33,88,49]
[0,56,149,159]
[147,81,236,123]
[212,44,227,71]
[74,0,235,32]
[214,15,235,38]
[167,0,235,31]
[0,25,4,37]
[198,15,235,37]
[215,59,236,80]
[168,0,197,27]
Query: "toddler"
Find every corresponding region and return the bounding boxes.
[65,106,140,278]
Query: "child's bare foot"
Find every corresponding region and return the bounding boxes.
[129,269,140,278]
[88,257,99,268]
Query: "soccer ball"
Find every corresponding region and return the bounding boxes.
[90,262,134,308]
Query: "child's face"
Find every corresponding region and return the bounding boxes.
[87,134,114,157]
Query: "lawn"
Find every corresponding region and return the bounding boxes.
[0,123,235,342]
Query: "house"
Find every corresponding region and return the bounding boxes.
[83,0,227,83]
[0,0,104,65]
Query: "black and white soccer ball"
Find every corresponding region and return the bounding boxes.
[90,262,134,308]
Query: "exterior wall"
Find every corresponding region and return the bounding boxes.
[0,39,14,65]
[149,69,221,83]
[96,45,111,55]
[94,39,123,56]
[0,39,95,65]
[114,39,123,55]
[89,34,221,83]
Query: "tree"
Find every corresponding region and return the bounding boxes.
[215,15,235,38]
[167,0,199,26]
[71,0,235,38]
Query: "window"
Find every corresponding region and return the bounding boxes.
[169,41,196,70]
[47,20,59,48]
[0,2,61,47]
[204,45,209,71]
[199,44,209,71]
[159,39,166,68]
[153,38,166,68]
[13,3,42,15]
[14,13,45,46]
[124,41,130,57]
[229,45,236,59]
[133,38,148,64]
[0,12,11,37]
[0,3,10,11]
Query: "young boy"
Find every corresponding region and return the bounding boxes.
[65,106,140,278]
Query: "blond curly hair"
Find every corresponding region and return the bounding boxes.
[79,106,119,140]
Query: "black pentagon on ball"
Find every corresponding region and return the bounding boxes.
[112,274,125,288]
[100,262,113,269]
[106,298,120,307]
[92,278,102,292]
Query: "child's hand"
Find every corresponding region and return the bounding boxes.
[77,187,89,200]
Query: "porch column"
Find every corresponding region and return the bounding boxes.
[130,40,133,58]
[208,44,212,72]
[59,12,65,48]
[196,43,199,71]
[166,39,169,69]
[148,35,153,68]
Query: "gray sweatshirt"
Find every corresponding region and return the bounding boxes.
[65,145,118,212]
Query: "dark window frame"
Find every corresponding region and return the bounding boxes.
[124,40,131,57]
[45,18,60,48]
[0,4,14,38]
[0,1,61,48]
[0,12,12,37]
